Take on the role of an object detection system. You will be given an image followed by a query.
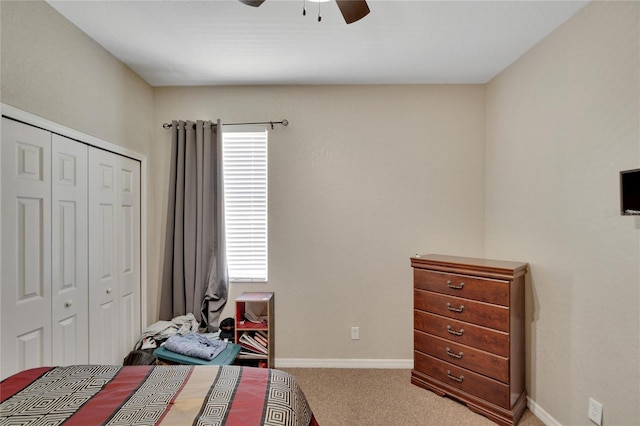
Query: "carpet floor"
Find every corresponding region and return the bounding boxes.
[281,368,544,426]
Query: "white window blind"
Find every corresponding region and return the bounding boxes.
[222,127,268,282]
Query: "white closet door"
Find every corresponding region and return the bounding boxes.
[1,118,52,379]
[88,149,141,364]
[51,134,89,365]
[88,148,120,364]
[117,156,141,359]
[1,116,143,376]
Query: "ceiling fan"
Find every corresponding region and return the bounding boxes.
[238,0,370,24]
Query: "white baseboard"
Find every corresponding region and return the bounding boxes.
[527,396,561,426]
[275,358,414,369]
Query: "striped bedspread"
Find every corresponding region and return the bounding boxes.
[0,365,319,426]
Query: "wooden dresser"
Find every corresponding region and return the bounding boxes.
[411,254,528,426]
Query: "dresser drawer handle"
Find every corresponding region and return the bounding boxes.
[447,325,464,336]
[447,303,464,313]
[446,370,464,383]
[446,347,464,359]
[446,280,464,290]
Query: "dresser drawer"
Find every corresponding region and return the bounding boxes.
[414,330,509,383]
[414,310,509,357]
[415,289,509,332]
[414,351,510,409]
[414,269,509,306]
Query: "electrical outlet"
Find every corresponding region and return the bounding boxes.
[351,326,360,340]
[588,398,603,425]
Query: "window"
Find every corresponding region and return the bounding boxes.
[222,126,268,282]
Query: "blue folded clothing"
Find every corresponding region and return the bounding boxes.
[163,332,227,361]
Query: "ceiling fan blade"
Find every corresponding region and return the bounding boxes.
[238,0,266,7]
[336,0,370,24]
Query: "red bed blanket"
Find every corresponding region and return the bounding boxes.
[0,365,319,426]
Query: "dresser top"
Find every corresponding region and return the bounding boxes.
[411,254,528,279]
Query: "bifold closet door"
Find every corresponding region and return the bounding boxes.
[0,120,90,379]
[88,148,141,364]
[0,118,52,379]
[51,134,89,366]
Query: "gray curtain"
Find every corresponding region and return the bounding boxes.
[160,119,228,332]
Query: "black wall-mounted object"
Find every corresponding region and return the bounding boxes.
[621,168,640,215]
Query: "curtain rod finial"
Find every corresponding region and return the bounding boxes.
[282,119,289,126]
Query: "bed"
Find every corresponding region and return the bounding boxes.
[0,364,319,425]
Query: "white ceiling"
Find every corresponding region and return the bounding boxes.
[47,0,589,87]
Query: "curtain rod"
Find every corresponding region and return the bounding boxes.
[162,119,289,130]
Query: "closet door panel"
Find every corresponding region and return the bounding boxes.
[97,300,118,363]
[51,134,89,366]
[118,157,141,358]
[88,148,120,364]
[1,118,52,379]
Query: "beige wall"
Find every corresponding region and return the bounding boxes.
[485,2,639,425]
[0,1,153,154]
[153,85,486,360]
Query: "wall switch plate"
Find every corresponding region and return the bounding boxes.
[351,326,360,340]
[588,398,603,425]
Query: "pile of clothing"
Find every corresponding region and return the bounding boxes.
[133,313,226,361]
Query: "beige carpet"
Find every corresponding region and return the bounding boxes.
[281,368,544,426]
